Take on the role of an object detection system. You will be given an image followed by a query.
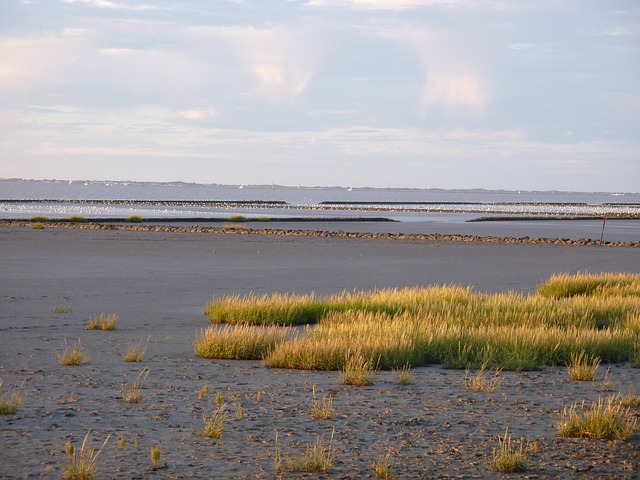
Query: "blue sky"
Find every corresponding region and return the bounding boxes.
[1,0,639,191]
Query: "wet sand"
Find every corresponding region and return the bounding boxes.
[0,226,639,479]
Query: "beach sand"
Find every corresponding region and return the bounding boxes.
[0,226,639,478]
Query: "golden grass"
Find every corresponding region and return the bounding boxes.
[58,339,90,366]
[150,445,161,465]
[202,404,227,438]
[121,368,150,403]
[54,305,72,314]
[490,428,528,473]
[274,428,335,474]
[372,455,394,479]
[464,363,504,393]
[85,313,118,331]
[395,363,411,385]
[537,272,640,298]
[558,395,638,440]
[194,324,293,359]
[123,337,149,362]
[567,351,601,381]
[61,431,110,480]
[0,379,23,415]
[201,275,640,372]
[341,350,377,386]
[310,386,334,420]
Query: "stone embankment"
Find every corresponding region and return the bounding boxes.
[2,219,638,247]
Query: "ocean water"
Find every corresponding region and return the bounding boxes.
[1,179,639,242]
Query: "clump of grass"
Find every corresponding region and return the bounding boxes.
[150,445,161,465]
[228,215,248,222]
[68,215,87,223]
[85,313,118,331]
[631,338,640,368]
[464,363,504,393]
[0,379,24,415]
[372,454,394,479]
[123,337,149,362]
[395,363,411,385]
[117,436,125,449]
[601,365,614,392]
[29,216,49,223]
[537,272,640,298]
[235,403,244,420]
[61,431,110,480]
[310,386,334,420]
[194,324,293,359]
[490,428,528,473]
[54,305,72,314]
[615,390,640,408]
[274,428,335,474]
[31,222,45,229]
[341,350,376,386]
[125,215,143,223]
[567,351,601,381]
[202,404,227,438]
[58,339,90,366]
[215,391,223,406]
[558,395,638,440]
[199,384,209,401]
[121,368,150,403]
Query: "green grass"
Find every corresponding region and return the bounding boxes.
[227,215,248,222]
[567,350,601,381]
[68,215,87,223]
[490,428,528,473]
[201,275,640,372]
[29,216,49,223]
[274,429,335,474]
[201,404,227,438]
[125,215,143,223]
[558,395,638,440]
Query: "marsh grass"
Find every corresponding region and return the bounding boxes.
[490,428,528,473]
[395,363,411,385]
[537,272,640,298]
[121,368,150,403]
[558,395,638,440]
[615,390,640,408]
[123,337,149,362]
[631,338,640,368]
[29,216,49,223]
[0,379,23,415]
[199,384,209,401]
[223,223,247,230]
[150,445,161,465]
[86,313,118,331]
[600,365,614,392]
[372,455,394,479]
[194,324,293,359]
[207,277,640,371]
[54,305,72,314]
[62,431,110,480]
[310,386,334,420]
[68,215,87,223]
[235,403,244,420]
[125,215,143,223]
[31,222,45,229]
[274,428,335,474]
[58,339,90,366]
[464,363,504,393]
[202,404,227,439]
[341,350,377,386]
[215,392,223,406]
[228,215,248,222]
[567,351,601,381]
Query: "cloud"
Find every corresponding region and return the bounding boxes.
[306,0,459,11]
[63,0,158,10]
[177,107,218,121]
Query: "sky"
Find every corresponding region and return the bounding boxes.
[1,0,639,191]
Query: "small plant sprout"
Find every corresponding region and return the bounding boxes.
[199,384,209,401]
[395,363,411,385]
[558,396,638,440]
[117,436,125,449]
[490,428,528,473]
[235,403,244,420]
[215,391,223,406]
[134,435,139,449]
[86,313,118,331]
[341,350,377,386]
[310,385,334,420]
[54,305,72,314]
[464,362,504,393]
[631,338,640,368]
[58,339,90,366]
[150,445,161,465]
[62,430,111,480]
[274,428,336,474]
[0,379,24,415]
[372,454,394,479]
[567,351,601,381]
[202,404,227,439]
[256,390,264,402]
[615,390,640,408]
[123,336,149,362]
[121,368,150,403]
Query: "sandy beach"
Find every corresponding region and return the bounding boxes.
[1,225,639,479]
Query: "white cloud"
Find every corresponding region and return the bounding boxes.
[177,107,218,121]
[306,0,459,11]
[63,0,158,10]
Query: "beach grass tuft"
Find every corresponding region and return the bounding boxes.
[558,395,638,440]
[274,428,335,474]
[395,363,411,385]
[537,272,640,298]
[464,363,504,393]
[123,337,149,362]
[310,385,334,420]
[61,430,110,480]
[150,445,161,465]
[68,215,87,223]
[121,368,150,403]
[372,454,394,479]
[341,350,377,386]
[86,313,118,331]
[31,222,45,229]
[29,216,49,223]
[54,305,72,314]
[567,351,601,381]
[202,404,227,439]
[125,215,143,223]
[58,339,90,366]
[194,324,293,359]
[227,215,248,222]
[490,428,528,473]
[0,379,24,415]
